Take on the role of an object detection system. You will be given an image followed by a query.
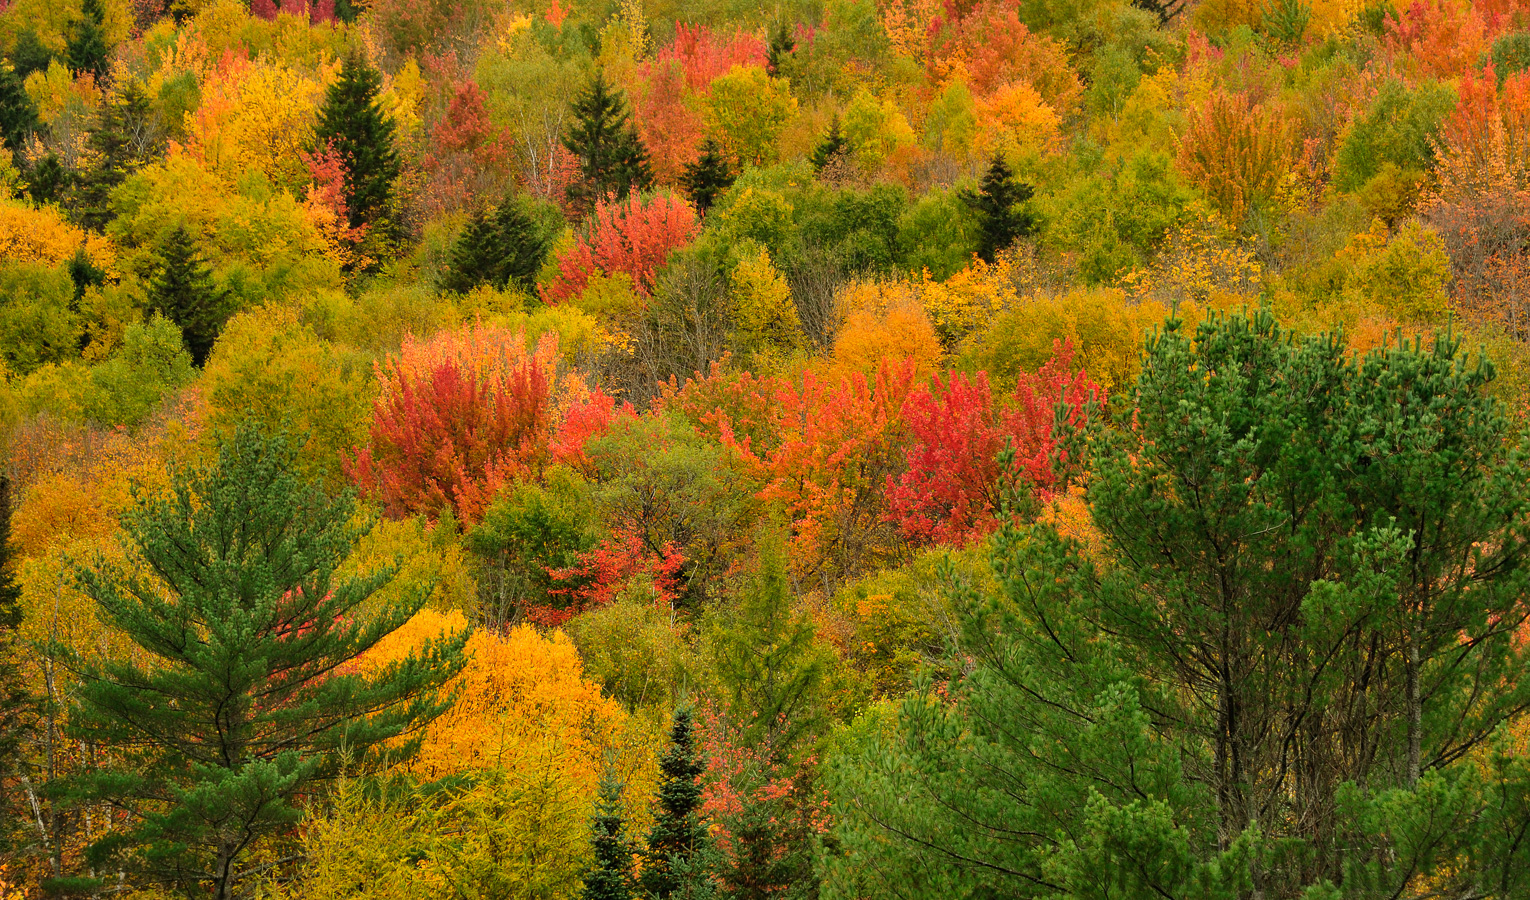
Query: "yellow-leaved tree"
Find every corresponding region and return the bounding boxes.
[287,610,662,900]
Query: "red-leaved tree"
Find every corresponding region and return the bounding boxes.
[347,326,561,526]
[424,81,515,216]
[539,528,685,626]
[889,340,1098,546]
[542,193,700,304]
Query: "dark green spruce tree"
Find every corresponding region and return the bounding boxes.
[765,20,795,77]
[62,427,468,900]
[66,0,110,81]
[680,140,734,217]
[74,82,163,231]
[444,194,550,294]
[0,65,38,164]
[563,73,651,211]
[11,29,54,80]
[26,153,67,205]
[146,225,231,367]
[808,118,846,173]
[581,773,635,900]
[960,152,1034,262]
[314,52,401,240]
[641,707,709,900]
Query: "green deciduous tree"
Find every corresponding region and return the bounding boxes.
[961,153,1034,263]
[826,310,1530,898]
[62,427,468,900]
[564,73,651,211]
[146,224,232,367]
[314,53,401,240]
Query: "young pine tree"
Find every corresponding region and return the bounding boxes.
[314,52,401,237]
[961,153,1034,263]
[65,0,110,81]
[63,427,468,900]
[74,82,163,231]
[765,20,796,77]
[0,65,38,164]
[444,209,500,295]
[680,140,734,217]
[11,29,54,80]
[641,707,709,900]
[808,119,847,173]
[582,774,635,900]
[564,73,652,211]
[444,195,551,294]
[147,225,231,367]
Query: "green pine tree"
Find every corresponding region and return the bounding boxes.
[488,194,552,291]
[444,208,501,295]
[61,427,468,900]
[26,153,67,206]
[582,773,635,900]
[314,52,401,242]
[444,194,550,294]
[825,310,1530,899]
[641,707,709,900]
[0,65,38,164]
[808,119,847,173]
[147,225,231,367]
[960,153,1034,263]
[680,140,734,217]
[65,0,110,81]
[563,73,652,211]
[708,537,831,756]
[11,28,55,80]
[74,81,163,231]
[765,20,795,77]
[68,245,106,306]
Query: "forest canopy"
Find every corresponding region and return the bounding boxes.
[2,0,1530,897]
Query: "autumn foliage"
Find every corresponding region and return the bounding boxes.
[348,326,560,525]
[543,193,701,304]
[889,340,1098,546]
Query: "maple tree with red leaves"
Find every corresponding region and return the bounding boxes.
[538,528,685,626]
[542,192,700,304]
[889,340,1098,547]
[550,385,636,476]
[424,81,515,215]
[348,327,561,526]
[698,706,829,896]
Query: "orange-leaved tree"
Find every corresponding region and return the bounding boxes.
[685,358,920,589]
